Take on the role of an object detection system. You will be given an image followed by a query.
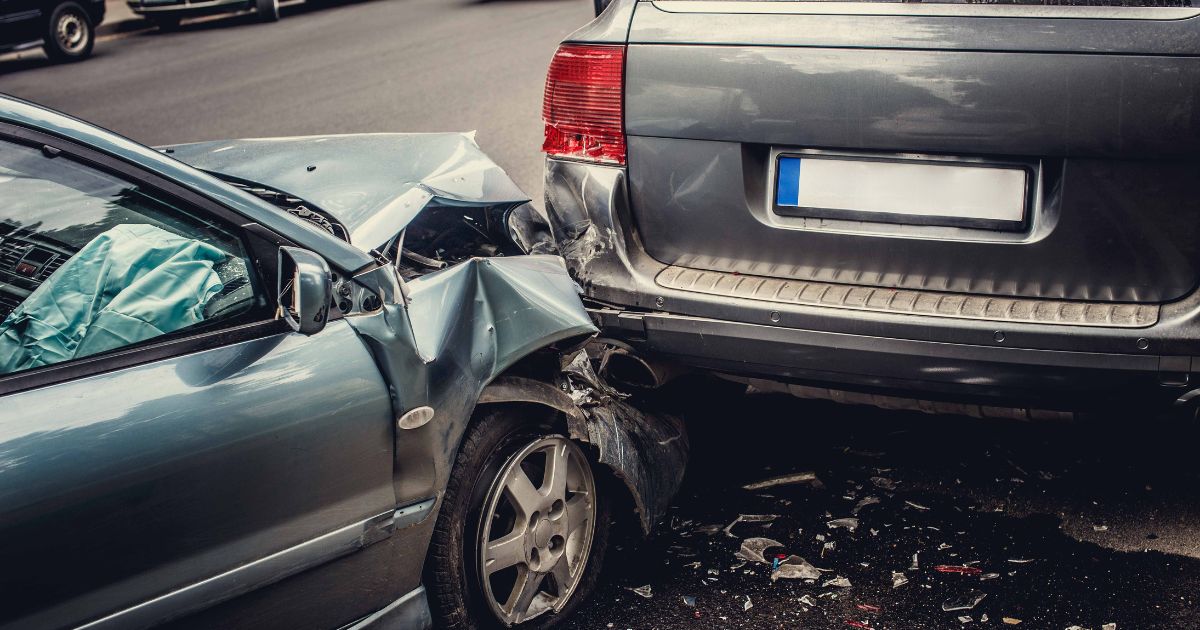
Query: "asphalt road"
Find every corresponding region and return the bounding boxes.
[5,3,1200,628]
[566,383,1200,629]
[0,0,592,205]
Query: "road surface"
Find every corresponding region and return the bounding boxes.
[0,0,592,204]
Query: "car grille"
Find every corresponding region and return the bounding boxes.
[655,265,1159,328]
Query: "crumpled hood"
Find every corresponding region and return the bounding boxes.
[163,133,530,252]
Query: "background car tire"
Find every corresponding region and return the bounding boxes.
[149,15,182,31]
[427,407,611,629]
[256,0,280,22]
[43,2,93,62]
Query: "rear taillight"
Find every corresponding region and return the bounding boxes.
[542,44,625,165]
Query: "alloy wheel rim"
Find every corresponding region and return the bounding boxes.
[477,435,596,625]
[56,12,86,54]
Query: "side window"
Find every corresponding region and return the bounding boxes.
[0,139,263,376]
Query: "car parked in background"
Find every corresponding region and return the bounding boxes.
[536,0,1200,419]
[128,0,281,30]
[0,0,102,61]
[0,95,687,629]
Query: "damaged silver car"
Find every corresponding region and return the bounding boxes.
[0,95,685,630]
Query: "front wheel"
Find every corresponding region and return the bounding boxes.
[427,409,610,629]
[43,2,94,62]
[255,0,280,22]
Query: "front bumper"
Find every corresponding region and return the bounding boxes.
[542,157,1200,412]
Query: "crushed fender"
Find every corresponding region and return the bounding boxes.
[558,349,688,534]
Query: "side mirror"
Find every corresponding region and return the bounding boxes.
[277,246,332,335]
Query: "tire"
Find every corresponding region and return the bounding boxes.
[149,14,182,31]
[42,2,93,62]
[256,0,280,22]
[427,408,610,630]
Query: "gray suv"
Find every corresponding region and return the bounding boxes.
[537,0,1200,417]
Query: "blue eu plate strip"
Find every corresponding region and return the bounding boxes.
[776,157,801,207]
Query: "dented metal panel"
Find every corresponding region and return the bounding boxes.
[164,133,530,252]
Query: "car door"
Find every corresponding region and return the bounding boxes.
[0,132,398,629]
[0,0,42,46]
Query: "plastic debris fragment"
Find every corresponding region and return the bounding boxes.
[828,518,860,532]
[682,595,697,607]
[935,565,982,575]
[771,555,822,581]
[871,477,898,490]
[628,585,652,599]
[846,621,875,629]
[959,616,973,623]
[943,591,987,611]
[857,604,881,613]
[743,471,824,491]
[743,595,753,611]
[723,514,779,537]
[853,496,881,515]
[1102,624,1116,630]
[911,553,920,570]
[892,571,909,588]
[1002,618,1022,625]
[980,572,1000,581]
[737,537,783,564]
[905,500,931,511]
[823,576,852,588]
[800,594,817,607]
[1094,524,1109,532]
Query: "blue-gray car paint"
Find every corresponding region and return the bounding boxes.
[0,96,600,629]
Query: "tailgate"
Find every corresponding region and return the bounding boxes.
[623,0,1200,303]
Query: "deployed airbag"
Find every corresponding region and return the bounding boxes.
[0,224,225,373]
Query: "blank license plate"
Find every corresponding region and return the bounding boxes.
[774,155,1028,229]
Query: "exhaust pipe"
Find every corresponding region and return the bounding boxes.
[597,345,683,390]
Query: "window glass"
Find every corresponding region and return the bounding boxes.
[0,140,261,376]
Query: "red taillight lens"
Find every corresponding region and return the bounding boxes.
[542,44,625,165]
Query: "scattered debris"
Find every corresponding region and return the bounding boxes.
[857,604,881,613]
[743,595,753,611]
[1102,624,1117,630]
[737,537,783,564]
[627,585,652,599]
[938,543,954,551]
[891,571,909,588]
[980,572,1001,581]
[1002,618,1022,625]
[823,576,853,588]
[771,555,822,581]
[1006,558,1036,564]
[935,565,983,575]
[800,594,817,607]
[682,595,696,607]
[845,621,874,630]
[905,500,931,511]
[693,524,723,536]
[827,517,860,532]
[943,591,987,611]
[1093,524,1110,532]
[822,541,836,558]
[742,471,824,491]
[852,496,882,515]
[910,553,920,570]
[959,616,973,623]
[723,514,778,538]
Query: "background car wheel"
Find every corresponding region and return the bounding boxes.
[256,0,280,22]
[43,2,93,62]
[149,15,182,31]
[427,407,610,629]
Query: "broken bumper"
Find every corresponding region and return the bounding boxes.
[542,157,1200,413]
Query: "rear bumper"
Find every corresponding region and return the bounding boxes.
[542,157,1200,412]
